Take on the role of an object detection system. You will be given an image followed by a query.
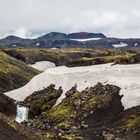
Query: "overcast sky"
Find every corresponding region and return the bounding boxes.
[0,0,140,38]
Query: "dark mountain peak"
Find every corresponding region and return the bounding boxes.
[68,32,106,39]
[38,32,68,40]
[3,35,22,41]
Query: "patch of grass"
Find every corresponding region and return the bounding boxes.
[88,96,100,107]
[124,115,140,129]
[46,100,74,124]
[45,132,55,139]
[61,133,75,140]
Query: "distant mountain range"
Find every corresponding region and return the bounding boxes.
[0,32,140,48]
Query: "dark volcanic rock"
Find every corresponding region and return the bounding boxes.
[23,84,63,118]
[3,49,26,62]
[68,32,106,39]
[0,94,16,116]
[103,105,140,140]
[0,118,27,140]
[132,53,140,63]
[25,83,124,140]
[0,113,44,140]
[1,78,138,140]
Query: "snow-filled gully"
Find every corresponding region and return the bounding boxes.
[5,63,140,110]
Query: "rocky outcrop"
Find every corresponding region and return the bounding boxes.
[3,49,26,62]
[23,83,124,139]
[133,53,140,63]
[115,54,140,64]
[65,55,135,67]
[65,57,110,67]
[6,82,138,140]
[102,105,140,140]
[22,84,63,118]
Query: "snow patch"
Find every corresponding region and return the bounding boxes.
[113,42,128,48]
[12,44,17,47]
[5,63,140,110]
[70,38,101,42]
[36,42,40,46]
[134,43,138,47]
[51,48,58,50]
[29,61,56,71]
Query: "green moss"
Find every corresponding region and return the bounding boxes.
[57,120,71,127]
[0,51,19,73]
[72,91,81,98]
[77,55,133,65]
[45,132,55,139]
[45,90,104,128]
[61,133,75,140]
[45,132,75,140]
[124,115,140,129]
[46,100,74,124]
[29,100,47,118]
[103,132,114,140]
[0,113,16,129]
[0,50,39,84]
[88,96,99,107]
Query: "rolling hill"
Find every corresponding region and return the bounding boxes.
[1,32,140,49]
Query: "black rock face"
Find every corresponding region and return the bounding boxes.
[68,32,106,39]
[0,118,27,140]
[38,32,69,40]
[3,35,22,41]
[23,84,63,118]
[0,94,16,116]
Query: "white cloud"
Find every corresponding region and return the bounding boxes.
[0,0,140,38]
[11,27,32,38]
[3,27,43,39]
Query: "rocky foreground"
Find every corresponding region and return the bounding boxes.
[0,83,140,139]
[14,83,139,140]
[0,113,44,140]
[0,48,140,140]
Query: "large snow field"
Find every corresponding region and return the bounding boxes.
[5,63,140,109]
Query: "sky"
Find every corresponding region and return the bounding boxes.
[0,0,140,38]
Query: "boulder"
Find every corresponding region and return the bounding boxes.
[23,84,63,118]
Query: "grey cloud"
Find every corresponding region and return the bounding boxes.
[0,0,140,38]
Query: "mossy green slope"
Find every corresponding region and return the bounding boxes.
[4,48,137,67]
[0,49,39,93]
